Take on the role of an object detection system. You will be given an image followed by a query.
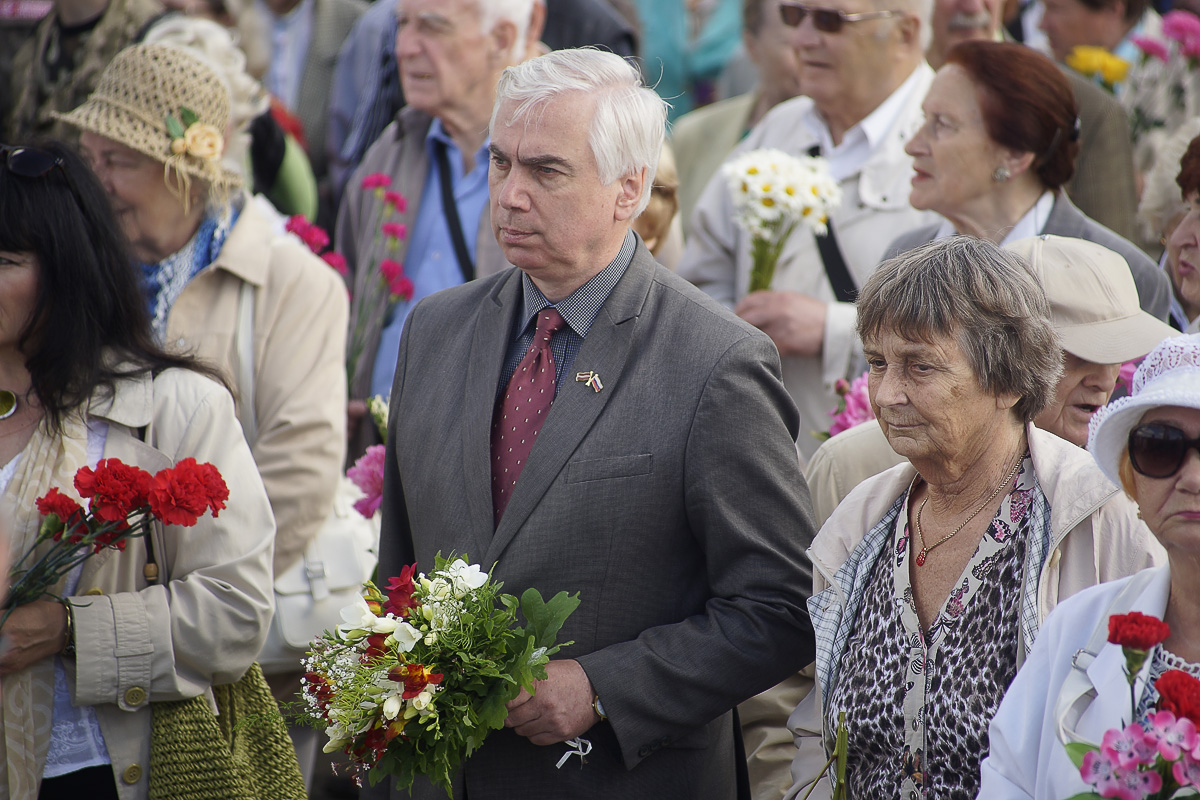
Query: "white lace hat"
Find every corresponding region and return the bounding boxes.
[1089,334,1200,484]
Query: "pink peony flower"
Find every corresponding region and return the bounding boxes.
[347,444,386,518]
[383,190,408,213]
[382,222,408,241]
[1102,724,1158,769]
[828,372,875,437]
[322,251,349,276]
[361,173,391,190]
[1131,34,1170,61]
[1142,710,1198,762]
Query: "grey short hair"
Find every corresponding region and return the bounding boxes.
[856,236,1063,421]
[874,0,933,51]
[491,48,668,216]
[473,0,537,61]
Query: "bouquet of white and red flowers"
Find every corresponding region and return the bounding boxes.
[301,554,579,794]
[1065,612,1200,799]
[5,458,229,622]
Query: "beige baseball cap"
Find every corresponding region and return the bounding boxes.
[1006,235,1177,364]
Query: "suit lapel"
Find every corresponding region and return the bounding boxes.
[1044,192,1089,238]
[461,271,522,559]
[484,246,654,565]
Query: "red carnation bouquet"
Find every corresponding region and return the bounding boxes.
[1063,612,1200,799]
[4,458,228,624]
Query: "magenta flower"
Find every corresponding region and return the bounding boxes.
[361,173,392,190]
[1131,34,1170,61]
[322,251,349,277]
[382,222,408,241]
[1143,710,1198,761]
[828,371,875,437]
[1175,752,1200,787]
[383,190,408,213]
[347,444,386,518]
[1083,749,1163,800]
[1116,358,1142,392]
[1102,724,1158,769]
[1162,10,1200,44]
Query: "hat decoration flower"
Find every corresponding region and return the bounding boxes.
[163,105,226,207]
[723,148,841,294]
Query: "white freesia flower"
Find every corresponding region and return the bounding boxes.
[383,693,403,720]
[443,560,488,597]
[338,597,378,635]
[390,620,423,653]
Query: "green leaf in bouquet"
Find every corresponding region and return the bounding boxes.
[1064,742,1098,769]
[520,588,580,650]
[1061,794,1105,800]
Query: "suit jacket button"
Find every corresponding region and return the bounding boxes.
[122,764,143,784]
[124,686,147,706]
[638,746,652,758]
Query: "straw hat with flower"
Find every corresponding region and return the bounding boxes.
[55,42,242,213]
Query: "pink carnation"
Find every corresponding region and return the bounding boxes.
[361,173,392,190]
[383,191,408,213]
[322,251,349,276]
[828,371,875,437]
[390,274,414,301]
[1162,10,1200,45]
[347,444,386,518]
[284,215,330,254]
[1131,34,1170,61]
[382,222,408,241]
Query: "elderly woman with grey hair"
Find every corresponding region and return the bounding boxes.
[787,236,1163,800]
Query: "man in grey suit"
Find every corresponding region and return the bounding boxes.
[370,48,818,800]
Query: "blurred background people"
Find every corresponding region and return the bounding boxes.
[1039,0,1157,69]
[0,140,275,800]
[787,236,1162,799]
[889,41,1169,319]
[1143,126,1200,333]
[637,0,743,121]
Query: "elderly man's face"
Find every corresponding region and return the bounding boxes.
[784,0,911,118]
[930,0,1001,64]
[394,0,505,122]
[488,93,641,289]
[864,330,1020,467]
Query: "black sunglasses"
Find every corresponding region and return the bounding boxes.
[779,1,903,32]
[1128,423,1200,479]
[1,145,65,179]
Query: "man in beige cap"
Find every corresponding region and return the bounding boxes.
[804,234,1179,527]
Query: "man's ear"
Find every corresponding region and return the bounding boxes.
[895,12,922,48]
[490,18,519,63]
[614,167,647,222]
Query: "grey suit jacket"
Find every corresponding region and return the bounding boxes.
[371,241,817,800]
[884,192,1172,322]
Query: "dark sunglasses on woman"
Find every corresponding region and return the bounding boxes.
[1,144,65,178]
[1128,423,1200,478]
[778,1,903,32]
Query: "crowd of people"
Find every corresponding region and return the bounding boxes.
[1,0,1200,798]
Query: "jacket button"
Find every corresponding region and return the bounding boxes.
[83,587,104,596]
[124,686,147,706]
[638,746,651,758]
[122,764,143,784]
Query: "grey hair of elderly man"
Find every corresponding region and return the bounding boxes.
[857,236,1064,422]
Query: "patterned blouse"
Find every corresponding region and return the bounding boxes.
[825,454,1037,800]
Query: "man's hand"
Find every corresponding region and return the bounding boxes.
[735,290,827,357]
[504,659,599,745]
[0,600,67,675]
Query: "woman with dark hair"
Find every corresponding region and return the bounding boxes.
[0,140,275,799]
[888,39,1171,321]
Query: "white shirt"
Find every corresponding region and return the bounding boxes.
[931,189,1056,243]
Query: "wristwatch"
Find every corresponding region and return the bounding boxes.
[61,599,76,657]
[592,694,607,721]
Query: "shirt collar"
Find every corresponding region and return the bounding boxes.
[425,117,490,171]
[515,230,636,340]
[802,62,928,157]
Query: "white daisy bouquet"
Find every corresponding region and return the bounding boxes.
[300,554,579,794]
[723,148,842,293]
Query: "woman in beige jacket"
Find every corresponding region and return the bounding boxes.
[0,142,275,799]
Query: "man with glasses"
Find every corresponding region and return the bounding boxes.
[680,0,936,466]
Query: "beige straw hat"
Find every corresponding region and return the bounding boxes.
[55,42,242,210]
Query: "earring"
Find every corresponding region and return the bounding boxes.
[992,166,1011,183]
[1137,508,1144,520]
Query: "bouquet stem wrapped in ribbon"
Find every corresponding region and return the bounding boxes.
[300,554,579,794]
[723,148,841,294]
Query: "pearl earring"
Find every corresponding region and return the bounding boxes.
[992,166,1011,183]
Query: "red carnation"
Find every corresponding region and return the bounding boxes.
[36,488,84,529]
[361,173,391,190]
[383,190,408,212]
[322,251,348,277]
[74,459,153,523]
[1109,612,1171,651]
[381,222,407,241]
[1157,670,1200,725]
[148,458,224,527]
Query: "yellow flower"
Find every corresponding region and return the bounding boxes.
[1065,46,1107,78]
[1100,53,1130,84]
[182,122,223,161]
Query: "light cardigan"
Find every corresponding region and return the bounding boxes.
[785,424,1164,798]
[979,566,1171,799]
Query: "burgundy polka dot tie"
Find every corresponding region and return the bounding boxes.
[491,307,566,524]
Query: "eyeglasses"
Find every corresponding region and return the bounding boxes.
[779,2,903,32]
[1,145,65,179]
[1128,423,1200,479]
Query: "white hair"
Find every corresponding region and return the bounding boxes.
[878,0,933,52]
[469,0,537,61]
[491,48,668,216]
[1139,117,1200,242]
[143,16,269,177]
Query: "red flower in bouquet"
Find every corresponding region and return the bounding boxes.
[1110,612,1172,651]
[148,458,229,526]
[36,488,84,535]
[1158,670,1200,726]
[74,459,153,523]
[322,251,349,277]
[285,215,330,253]
[381,222,407,242]
[383,190,407,212]
[384,564,419,616]
[361,172,391,191]
[389,662,444,699]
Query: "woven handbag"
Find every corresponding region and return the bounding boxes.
[148,663,307,800]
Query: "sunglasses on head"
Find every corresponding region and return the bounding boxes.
[1128,423,1200,479]
[1,145,65,179]
[778,1,903,32]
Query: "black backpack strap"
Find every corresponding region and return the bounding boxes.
[807,145,857,304]
[433,139,476,283]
